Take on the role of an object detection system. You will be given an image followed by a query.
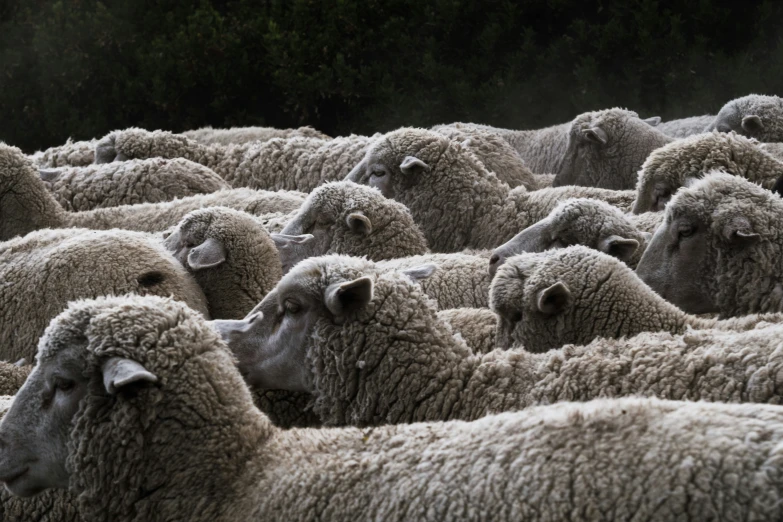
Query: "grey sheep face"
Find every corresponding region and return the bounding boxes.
[0,320,156,498]
[164,222,227,272]
[214,255,434,393]
[272,181,428,273]
[489,198,644,277]
[706,95,783,142]
[636,173,765,315]
[554,109,668,190]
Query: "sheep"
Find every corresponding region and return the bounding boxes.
[0,142,305,241]
[633,131,783,213]
[95,127,374,192]
[0,362,30,396]
[706,94,783,142]
[40,158,231,211]
[345,127,636,252]
[163,207,283,320]
[553,108,673,189]
[655,114,715,138]
[437,308,498,354]
[490,246,783,352]
[637,172,783,317]
[219,254,783,434]
[182,125,329,145]
[5,294,783,521]
[0,227,209,363]
[488,198,654,276]
[29,138,96,168]
[431,126,541,189]
[273,181,428,273]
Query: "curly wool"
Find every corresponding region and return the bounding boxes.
[30,138,96,168]
[377,253,492,309]
[96,128,373,192]
[656,114,714,138]
[0,227,208,362]
[349,128,636,252]
[182,125,329,146]
[164,207,282,319]
[0,142,305,241]
[434,121,572,174]
[280,181,428,261]
[491,246,783,352]
[437,308,498,354]
[432,126,539,189]
[27,294,783,521]
[633,131,783,213]
[43,158,230,211]
[0,362,30,395]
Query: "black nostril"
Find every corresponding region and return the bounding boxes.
[489,254,499,266]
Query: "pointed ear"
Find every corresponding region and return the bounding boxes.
[583,127,608,145]
[399,156,429,175]
[401,263,437,282]
[187,237,226,270]
[39,168,61,182]
[597,235,639,262]
[536,282,572,316]
[643,116,661,127]
[325,276,374,316]
[722,216,761,248]
[102,357,157,395]
[742,115,764,134]
[271,233,314,249]
[346,212,373,235]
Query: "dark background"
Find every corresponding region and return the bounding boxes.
[1,0,781,152]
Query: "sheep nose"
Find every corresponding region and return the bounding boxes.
[488,253,502,278]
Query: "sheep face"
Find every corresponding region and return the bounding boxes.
[489,199,641,278]
[554,110,667,190]
[706,95,783,142]
[0,332,91,496]
[164,217,227,272]
[636,173,769,315]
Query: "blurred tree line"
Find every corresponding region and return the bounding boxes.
[1,0,781,151]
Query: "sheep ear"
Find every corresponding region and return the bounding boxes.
[722,217,760,247]
[598,235,639,262]
[102,357,157,395]
[643,116,661,127]
[187,237,226,271]
[536,282,572,316]
[399,156,429,175]
[39,168,61,182]
[271,234,314,250]
[325,276,374,316]
[346,212,373,235]
[742,115,764,134]
[583,127,608,145]
[401,263,437,282]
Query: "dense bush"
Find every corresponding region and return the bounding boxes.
[1,0,782,151]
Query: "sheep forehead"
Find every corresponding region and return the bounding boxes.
[0,143,31,180]
[573,108,639,133]
[734,94,783,114]
[281,255,376,294]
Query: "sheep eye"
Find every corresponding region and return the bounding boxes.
[370,169,387,178]
[55,378,76,393]
[678,225,694,238]
[508,311,523,323]
[284,300,301,315]
[550,237,567,248]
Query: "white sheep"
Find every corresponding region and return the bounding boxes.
[637,172,783,316]
[490,246,783,352]
[182,125,329,145]
[40,157,230,211]
[95,127,373,192]
[437,308,498,354]
[4,294,783,521]
[706,94,783,142]
[0,227,209,363]
[633,131,783,213]
[346,127,636,252]
[0,142,304,241]
[655,114,715,138]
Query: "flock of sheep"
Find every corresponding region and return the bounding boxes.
[1,93,783,520]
